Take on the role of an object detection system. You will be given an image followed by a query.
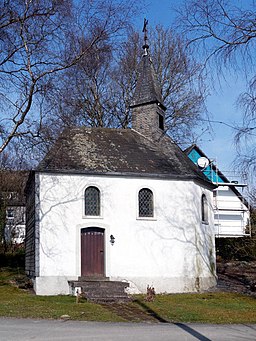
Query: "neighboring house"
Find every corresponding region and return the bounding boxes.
[185,145,250,238]
[25,40,217,296]
[0,171,28,246]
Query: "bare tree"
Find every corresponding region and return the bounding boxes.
[29,24,207,163]
[149,26,207,144]
[0,0,138,156]
[177,0,256,68]
[111,26,208,144]
[235,79,256,179]
[45,39,115,129]
[177,0,256,176]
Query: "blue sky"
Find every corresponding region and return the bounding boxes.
[133,0,250,174]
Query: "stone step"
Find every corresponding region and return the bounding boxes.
[71,281,128,289]
[81,290,127,296]
[78,276,110,282]
[68,279,130,303]
[82,290,128,296]
[82,288,128,295]
[81,281,128,288]
[81,287,128,294]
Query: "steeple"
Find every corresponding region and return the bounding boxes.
[130,19,166,141]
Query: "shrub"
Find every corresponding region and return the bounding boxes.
[0,248,25,268]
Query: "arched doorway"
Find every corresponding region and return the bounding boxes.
[81,227,105,277]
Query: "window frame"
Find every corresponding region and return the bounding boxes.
[137,187,155,220]
[84,186,101,218]
[201,194,208,224]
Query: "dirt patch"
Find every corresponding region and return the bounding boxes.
[100,301,165,323]
[214,261,256,296]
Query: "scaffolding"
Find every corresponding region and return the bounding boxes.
[202,158,251,238]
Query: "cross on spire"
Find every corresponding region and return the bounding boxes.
[142,18,149,55]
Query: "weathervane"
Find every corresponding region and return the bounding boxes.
[142,18,149,55]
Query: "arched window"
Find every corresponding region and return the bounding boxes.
[139,188,154,217]
[201,194,208,223]
[84,186,100,216]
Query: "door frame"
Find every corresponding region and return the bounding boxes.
[80,227,105,277]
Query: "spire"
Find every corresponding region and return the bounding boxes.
[130,20,166,142]
[130,19,166,111]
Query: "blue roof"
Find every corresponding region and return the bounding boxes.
[188,148,224,183]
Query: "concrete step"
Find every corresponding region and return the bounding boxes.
[69,279,130,303]
[82,290,128,297]
[81,281,128,288]
[78,276,110,282]
[71,281,128,288]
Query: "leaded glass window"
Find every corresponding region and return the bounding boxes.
[201,194,208,223]
[139,188,154,217]
[85,186,100,216]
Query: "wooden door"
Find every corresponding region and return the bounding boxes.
[81,227,105,277]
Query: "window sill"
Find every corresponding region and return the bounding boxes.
[136,216,157,221]
[202,221,209,225]
[82,215,103,219]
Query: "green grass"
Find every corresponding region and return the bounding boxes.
[0,268,124,322]
[138,293,256,324]
[1,268,256,323]
[0,287,125,321]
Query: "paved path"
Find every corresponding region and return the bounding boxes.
[0,318,255,341]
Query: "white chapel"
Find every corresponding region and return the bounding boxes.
[25,32,217,296]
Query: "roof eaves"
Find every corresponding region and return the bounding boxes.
[35,168,208,181]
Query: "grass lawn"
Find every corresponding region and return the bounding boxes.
[137,292,256,324]
[0,268,125,322]
[0,268,255,323]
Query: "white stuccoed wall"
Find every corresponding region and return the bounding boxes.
[35,173,216,295]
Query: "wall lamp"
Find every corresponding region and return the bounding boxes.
[110,235,115,246]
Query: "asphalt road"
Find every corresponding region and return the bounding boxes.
[0,318,255,341]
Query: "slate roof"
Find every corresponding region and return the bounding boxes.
[37,127,213,185]
[130,53,166,110]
